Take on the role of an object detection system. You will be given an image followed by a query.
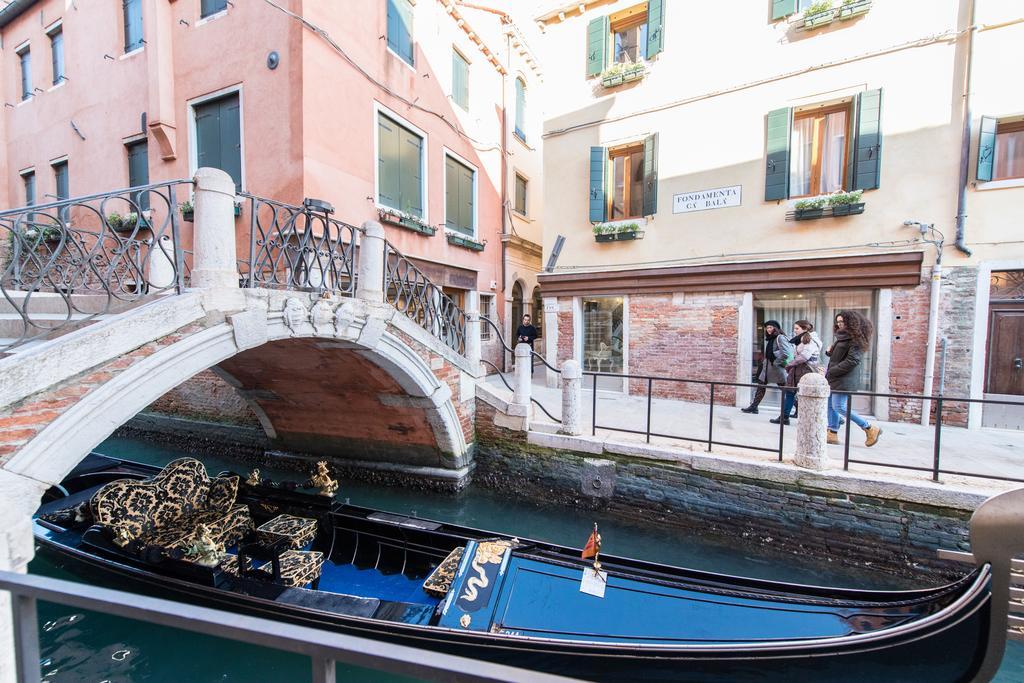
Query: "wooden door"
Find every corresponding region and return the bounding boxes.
[987,306,1024,395]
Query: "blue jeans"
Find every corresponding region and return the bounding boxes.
[828,393,870,432]
[782,387,798,418]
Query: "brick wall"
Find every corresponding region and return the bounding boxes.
[146,370,261,427]
[556,296,574,365]
[627,292,741,403]
[889,266,976,426]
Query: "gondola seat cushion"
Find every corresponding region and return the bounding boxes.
[257,514,318,549]
[221,550,324,588]
[90,457,253,550]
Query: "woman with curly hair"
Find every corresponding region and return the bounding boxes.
[825,310,881,447]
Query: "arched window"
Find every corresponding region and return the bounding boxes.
[531,286,543,338]
[514,77,526,142]
[511,281,524,332]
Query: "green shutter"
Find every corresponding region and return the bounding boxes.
[127,141,150,211]
[445,157,458,229]
[452,51,469,110]
[589,146,607,223]
[219,95,242,192]
[586,16,608,77]
[387,0,414,66]
[445,156,474,235]
[772,0,797,20]
[645,0,664,59]
[977,116,997,182]
[852,88,883,191]
[642,133,659,216]
[844,96,860,191]
[399,128,423,217]
[378,115,400,209]
[764,107,791,201]
[460,163,474,235]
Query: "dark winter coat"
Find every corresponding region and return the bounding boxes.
[825,330,865,392]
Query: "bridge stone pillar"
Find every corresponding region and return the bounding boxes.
[465,290,481,374]
[191,167,240,296]
[357,220,385,304]
[512,342,533,408]
[560,359,583,436]
[794,373,831,470]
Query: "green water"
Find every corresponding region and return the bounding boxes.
[30,436,1024,682]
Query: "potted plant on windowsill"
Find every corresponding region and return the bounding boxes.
[377,207,437,236]
[799,0,836,29]
[179,200,194,223]
[600,62,647,88]
[593,222,643,242]
[827,189,865,216]
[838,0,872,20]
[793,197,827,220]
[446,231,486,251]
[107,211,140,233]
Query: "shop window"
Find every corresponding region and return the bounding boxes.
[387,0,414,66]
[582,296,624,391]
[378,112,423,218]
[978,117,1024,182]
[452,49,469,110]
[444,155,475,237]
[586,1,663,77]
[479,294,495,340]
[764,89,882,201]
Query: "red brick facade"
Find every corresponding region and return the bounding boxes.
[556,297,574,366]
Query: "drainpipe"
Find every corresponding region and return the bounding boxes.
[954,0,977,256]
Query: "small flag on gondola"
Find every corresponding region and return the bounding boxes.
[581,523,601,560]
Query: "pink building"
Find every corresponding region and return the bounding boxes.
[0,0,545,367]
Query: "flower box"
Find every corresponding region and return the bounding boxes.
[830,202,865,216]
[794,208,825,221]
[378,209,436,236]
[595,230,640,242]
[800,8,836,29]
[446,232,485,251]
[600,64,647,88]
[838,0,872,20]
[181,209,194,223]
[234,203,243,217]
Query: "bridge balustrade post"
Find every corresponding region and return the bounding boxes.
[512,343,533,408]
[465,291,481,373]
[560,359,583,436]
[357,221,385,304]
[793,373,831,470]
[191,168,240,292]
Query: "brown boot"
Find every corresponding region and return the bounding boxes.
[864,424,881,447]
[827,431,839,445]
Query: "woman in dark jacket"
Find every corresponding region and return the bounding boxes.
[826,310,881,447]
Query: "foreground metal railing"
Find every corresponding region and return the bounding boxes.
[0,180,190,352]
[241,195,357,296]
[0,571,577,683]
[480,315,562,422]
[384,239,467,355]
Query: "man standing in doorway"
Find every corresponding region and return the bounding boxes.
[516,314,539,376]
[741,320,792,415]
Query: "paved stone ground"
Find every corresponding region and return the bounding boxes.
[484,373,1024,487]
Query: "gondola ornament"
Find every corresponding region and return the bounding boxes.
[309,461,339,497]
[580,522,607,598]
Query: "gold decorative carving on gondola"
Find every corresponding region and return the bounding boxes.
[310,461,339,497]
[422,546,465,597]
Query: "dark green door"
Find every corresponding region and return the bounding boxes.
[195,93,242,192]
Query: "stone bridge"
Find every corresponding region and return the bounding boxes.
[0,169,485,670]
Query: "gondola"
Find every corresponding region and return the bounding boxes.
[33,453,997,682]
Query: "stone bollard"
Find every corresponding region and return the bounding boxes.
[794,373,831,470]
[190,167,240,291]
[357,220,385,304]
[512,342,533,408]
[560,359,583,436]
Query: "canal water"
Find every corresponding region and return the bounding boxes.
[29,435,1024,682]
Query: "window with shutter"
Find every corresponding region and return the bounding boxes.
[377,112,424,218]
[852,89,882,191]
[127,140,150,211]
[586,16,609,77]
[514,173,528,216]
[194,93,242,192]
[201,0,228,19]
[977,116,998,183]
[642,133,658,216]
[589,147,607,223]
[989,119,1024,181]
[52,160,69,221]
[22,171,35,207]
[764,107,791,201]
[387,0,415,66]
[452,50,469,110]
[445,155,475,237]
[608,144,645,220]
[514,78,527,142]
[17,46,31,101]
[772,0,798,20]
[790,104,850,197]
[49,27,64,85]
[123,0,143,53]
[645,0,664,59]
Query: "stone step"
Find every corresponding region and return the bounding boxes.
[0,312,106,339]
[0,291,123,315]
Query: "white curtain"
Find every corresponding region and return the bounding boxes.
[996,131,1023,180]
[790,117,814,197]
[820,111,847,194]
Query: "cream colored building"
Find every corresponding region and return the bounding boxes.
[533,0,1024,429]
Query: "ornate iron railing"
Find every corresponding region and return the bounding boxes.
[0,180,189,352]
[242,195,357,296]
[384,240,467,355]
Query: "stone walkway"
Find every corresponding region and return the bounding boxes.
[484,373,1024,487]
